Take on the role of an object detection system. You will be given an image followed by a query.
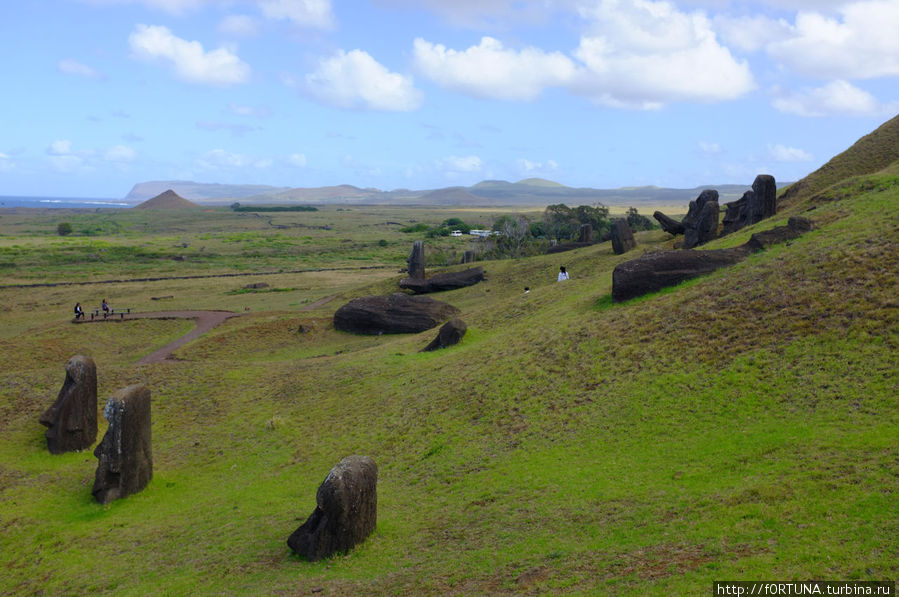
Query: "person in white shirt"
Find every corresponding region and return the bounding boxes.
[557,266,569,281]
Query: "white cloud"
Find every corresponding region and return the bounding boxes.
[767,1,899,79]
[197,149,253,169]
[517,158,559,174]
[58,59,103,79]
[438,155,483,172]
[772,80,887,116]
[229,103,271,117]
[713,14,792,53]
[287,153,307,167]
[129,24,250,86]
[698,141,722,156]
[219,14,259,37]
[413,37,575,101]
[48,140,72,155]
[257,0,334,28]
[768,144,813,162]
[105,145,136,162]
[305,49,423,111]
[571,0,755,108]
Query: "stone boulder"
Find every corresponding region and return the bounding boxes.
[611,247,750,302]
[653,211,685,236]
[722,174,777,235]
[407,240,425,280]
[287,455,378,561]
[399,267,485,294]
[421,318,467,352]
[92,384,153,504]
[333,293,460,334]
[39,355,97,454]
[681,190,720,249]
[461,250,475,264]
[610,220,637,255]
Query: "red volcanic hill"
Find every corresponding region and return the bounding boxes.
[133,190,200,209]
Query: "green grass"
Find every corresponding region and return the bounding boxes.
[0,178,896,595]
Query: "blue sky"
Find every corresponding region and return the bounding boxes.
[1,0,897,198]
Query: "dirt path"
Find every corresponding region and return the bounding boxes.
[78,292,342,364]
[79,310,239,364]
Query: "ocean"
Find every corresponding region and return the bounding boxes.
[0,196,133,209]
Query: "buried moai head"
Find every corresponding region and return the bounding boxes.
[407,240,426,280]
[287,455,378,561]
[92,384,153,505]
[39,355,97,454]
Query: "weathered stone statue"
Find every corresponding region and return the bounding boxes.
[722,174,777,235]
[421,318,467,352]
[578,223,593,244]
[39,355,97,454]
[681,189,719,249]
[288,455,378,561]
[407,240,425,280]
[610,220,637,255]
[92,384,153,504]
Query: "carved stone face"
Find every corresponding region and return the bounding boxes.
[39,355,97,454]
[91,385,152,504]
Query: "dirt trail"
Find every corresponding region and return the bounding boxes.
[79,310,239,364]
[80,293,341,364]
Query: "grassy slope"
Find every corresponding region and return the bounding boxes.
[0,166,897,593]
[779,113,899,207]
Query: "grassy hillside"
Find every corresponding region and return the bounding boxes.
[780,113,899,206]
[0,146,896,593]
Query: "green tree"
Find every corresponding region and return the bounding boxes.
[626,207,655,231]
[57,222,73,236]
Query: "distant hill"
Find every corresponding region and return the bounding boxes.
[125,181,290,202]
[133,189,199,209]
[779,113,899,206]
[123,179,790,207]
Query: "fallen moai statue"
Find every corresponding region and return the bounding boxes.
[287,455,378,561]
[399,266,485,294]
[611,216,813,302]
[421,318,467,352]
[92,384,153,504]
[333,293,460,334]
[40,355,97,454]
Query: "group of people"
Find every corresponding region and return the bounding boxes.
[73,299,109,320]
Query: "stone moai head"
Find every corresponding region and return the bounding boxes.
[39,355,98,454]
[92,384,153,504]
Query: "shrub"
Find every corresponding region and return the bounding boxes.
[57,223,73,236]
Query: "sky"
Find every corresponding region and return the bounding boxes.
[1,0,898,198]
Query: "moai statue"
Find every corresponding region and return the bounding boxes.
[610,220,637,255]
[407,240,425,280]
[287,455,378,561]
[39,355,97,454]
[578,223,593,244]
[92,384,153,504]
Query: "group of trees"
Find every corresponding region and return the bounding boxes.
[400,217,472,238]
[485,204,656,258]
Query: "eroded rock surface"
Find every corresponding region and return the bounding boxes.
[421,318,467,352]
[92,384,153,504]
[610,220,637,255]
[287,455,378,561]
[39,355,97,454]
[333,293,460,334]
